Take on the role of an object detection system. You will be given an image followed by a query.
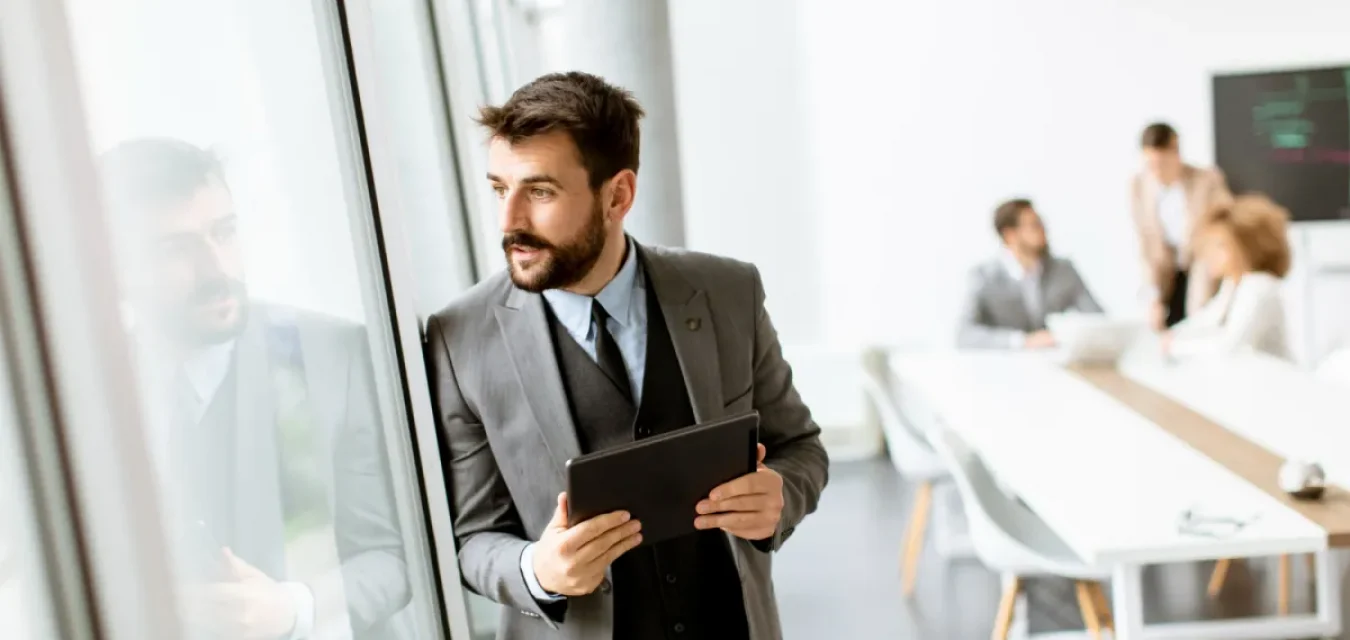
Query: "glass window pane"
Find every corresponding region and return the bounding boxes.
[60,1,444,637]
[364,0,477,316]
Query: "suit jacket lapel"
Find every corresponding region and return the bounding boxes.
[640,246,723,424]
[496,289,582,472]
[1139,175,1162,239]
[1033,260,1051,329]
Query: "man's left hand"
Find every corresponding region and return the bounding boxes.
[186,548,299,639]
[694,444,784,541]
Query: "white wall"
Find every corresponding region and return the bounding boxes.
[670,0,1350,357]
[668,0,823,344]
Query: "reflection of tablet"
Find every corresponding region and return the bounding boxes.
[566,411,759,546]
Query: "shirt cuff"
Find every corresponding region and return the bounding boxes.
[284,582,315,640]
[521,543,565,603]
[1009,332,1027,349]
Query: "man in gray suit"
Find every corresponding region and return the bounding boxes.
[100,138,415,638]
[957,198,1102,349]
[426,72,829,639]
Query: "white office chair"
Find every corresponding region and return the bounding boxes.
[860,370,953,597]
[928,427,1114,640]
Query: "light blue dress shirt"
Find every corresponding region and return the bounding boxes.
[521,237,648,601]
[540,237,649,403]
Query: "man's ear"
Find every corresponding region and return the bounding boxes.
[604,169,637,222]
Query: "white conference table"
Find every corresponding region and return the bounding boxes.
[1120,349,1350,493]
[888,349,1341,640]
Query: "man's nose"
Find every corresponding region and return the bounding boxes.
[191,236,228,278]
[500,191,528,233]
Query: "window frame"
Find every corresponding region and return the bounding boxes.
[0,87,96,640]
[0,0,184,636]
[430,0,510,280]
[0,0,492,637]
[323,0,480,637]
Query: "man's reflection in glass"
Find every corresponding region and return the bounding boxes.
[99,138,412,639]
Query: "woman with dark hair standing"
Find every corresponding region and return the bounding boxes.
[1130,123,1234,329]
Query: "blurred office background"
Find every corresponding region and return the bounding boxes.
[1,0,1350,639]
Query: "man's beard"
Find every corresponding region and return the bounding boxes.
[1019,238,1050,259]
[503,200,608,293]
[161,277,249,347]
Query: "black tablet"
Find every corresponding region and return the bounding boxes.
[565,411,759,546]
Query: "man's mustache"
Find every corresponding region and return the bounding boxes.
[187,278,244,305]
[502,232,553,252]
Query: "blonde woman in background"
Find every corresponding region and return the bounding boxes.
[1162,194,1292,359]
[1171,194,1297,607]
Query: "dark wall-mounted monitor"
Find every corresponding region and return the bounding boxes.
[1213,65,1350,221]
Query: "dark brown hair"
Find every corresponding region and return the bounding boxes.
[993,198,1033,237]
[99,137,226,216]
[1195,194,1292,278]
[1140,122,1178,149]
[477,71,645,189]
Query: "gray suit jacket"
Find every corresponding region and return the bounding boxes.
[956,256,1102,348]
[426,244,829,640]
[223,305,413,638]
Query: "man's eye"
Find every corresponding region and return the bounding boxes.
[213,223,238,243]
[156,240,194,260]
[531,188,552,199]
[491,185,507,197]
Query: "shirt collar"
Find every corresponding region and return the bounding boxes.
[541,236,642,339]
[1000,248,1042,282]
[181,340,236,403]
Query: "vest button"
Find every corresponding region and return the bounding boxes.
[637,426,651,437]
[673,623,686,633]
[665,574,677,584]
[599,578,612,594]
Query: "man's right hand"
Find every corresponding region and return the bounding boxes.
[1024,330,1057,349]
[532,493,643,596]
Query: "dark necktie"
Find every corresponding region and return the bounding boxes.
[591,301,633,401]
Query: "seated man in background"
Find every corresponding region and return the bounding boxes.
[957,198,1102,349]
[1163,194,1292,359]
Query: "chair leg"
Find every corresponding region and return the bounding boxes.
[1278,554,1291,615]
[1090,582,1114,632]
[1074,581,1104,640]
[991,576,1020,640]
[901,481,933,596]
[1207,558,1232,598]
[898,486,917,579]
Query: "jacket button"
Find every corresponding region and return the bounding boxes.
[665,574,677,584]
[600,578,612,594]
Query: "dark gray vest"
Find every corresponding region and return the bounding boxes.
[546,274,749,640]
